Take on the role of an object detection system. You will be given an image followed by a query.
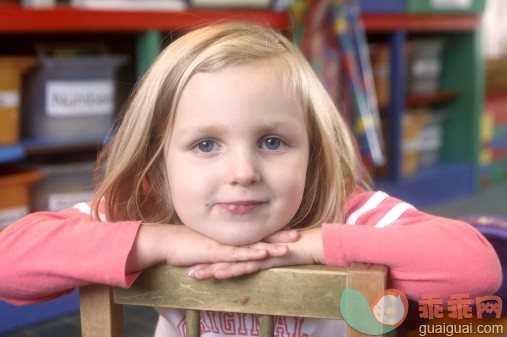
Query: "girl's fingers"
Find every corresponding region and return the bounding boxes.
[265,244,289,257]
[189,262,231,279]
[212,245,268,262]
[197,243,284,267]
[200,261,269,280]
[213,261,266,279]
[247,242,289,257]
[187,263,210,276]
[263,229,299,244]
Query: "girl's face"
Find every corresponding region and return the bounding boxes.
[165,63,310,245]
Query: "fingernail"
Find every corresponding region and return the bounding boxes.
[289,230,298,238]
[188,269,197,278]
[278,245,288,253]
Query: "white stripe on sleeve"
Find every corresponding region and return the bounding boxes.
[374,202,415,228]
[73,202,107,221]
[346,191,389,225]
[73,202,92,215]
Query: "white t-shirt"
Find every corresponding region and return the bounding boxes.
[154,308,347,337]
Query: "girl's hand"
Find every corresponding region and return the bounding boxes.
[126,223,299,273]
[187,227,325,280]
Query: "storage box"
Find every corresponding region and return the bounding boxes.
[406,0,486,14]
[370,43,390,109]
[402,111,425,176]
[487,58,507,92]
[0,167,43,230]
[21,55,128,142]
[406,38,445,95]
[418,111,445,167]
[31,162,95,212]
[402,109,445,176]
[0,57,35,145]
[359,0,404,13]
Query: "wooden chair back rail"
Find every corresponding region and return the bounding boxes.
[80,263,387,337]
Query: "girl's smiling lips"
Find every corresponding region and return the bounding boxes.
[216,200,267,215]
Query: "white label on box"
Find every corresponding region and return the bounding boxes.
[48,191,94,211]
[0,91,19,109]
[46,80,114,117]
[412,59,441,77]
[0,206,29,229]
[430,0,472,9]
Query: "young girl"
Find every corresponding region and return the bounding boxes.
[0,22,501,336]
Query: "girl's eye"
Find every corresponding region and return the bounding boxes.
[260,137,285,151]
[193,140,219,153]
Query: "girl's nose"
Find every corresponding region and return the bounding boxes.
[225,149,261,186]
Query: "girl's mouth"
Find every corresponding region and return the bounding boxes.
[217,201,266,215]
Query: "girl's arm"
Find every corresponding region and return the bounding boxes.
[322,187,503,300]
[190,187,502,301]
[0,203,294,305]
[0,205,140,305]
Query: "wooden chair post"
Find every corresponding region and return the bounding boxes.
[185,309,200,337]
[345,263,388,337]
[80,284,124,337]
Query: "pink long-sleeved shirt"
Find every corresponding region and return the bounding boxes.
[0,187,501,308]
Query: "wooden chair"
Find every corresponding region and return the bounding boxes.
[80,263,387,337]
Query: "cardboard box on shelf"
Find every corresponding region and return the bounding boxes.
[0,57,35,145]
[0,167,43,230]
[402,108,445,176]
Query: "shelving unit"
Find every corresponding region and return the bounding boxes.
[362,13,483,207]
[0,6,289,32]
[361,13,480,31]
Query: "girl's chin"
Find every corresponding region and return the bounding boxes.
[213,235,263,246]
[209,230,268,246]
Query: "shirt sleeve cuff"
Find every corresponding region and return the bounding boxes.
[322,223,348,266]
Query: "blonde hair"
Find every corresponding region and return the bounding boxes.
[92,22,365,229]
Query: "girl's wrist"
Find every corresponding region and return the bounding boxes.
[305,227,326,265]
[126,223,169,273]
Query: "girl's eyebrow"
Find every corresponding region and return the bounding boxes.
[177,121,303,138]
[175,124,228,137]
[257,121,303,134]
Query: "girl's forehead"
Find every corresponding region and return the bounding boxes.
[171,64,306,130]
[184,59,302,104]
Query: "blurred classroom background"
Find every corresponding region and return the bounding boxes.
[0,0,506,336]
